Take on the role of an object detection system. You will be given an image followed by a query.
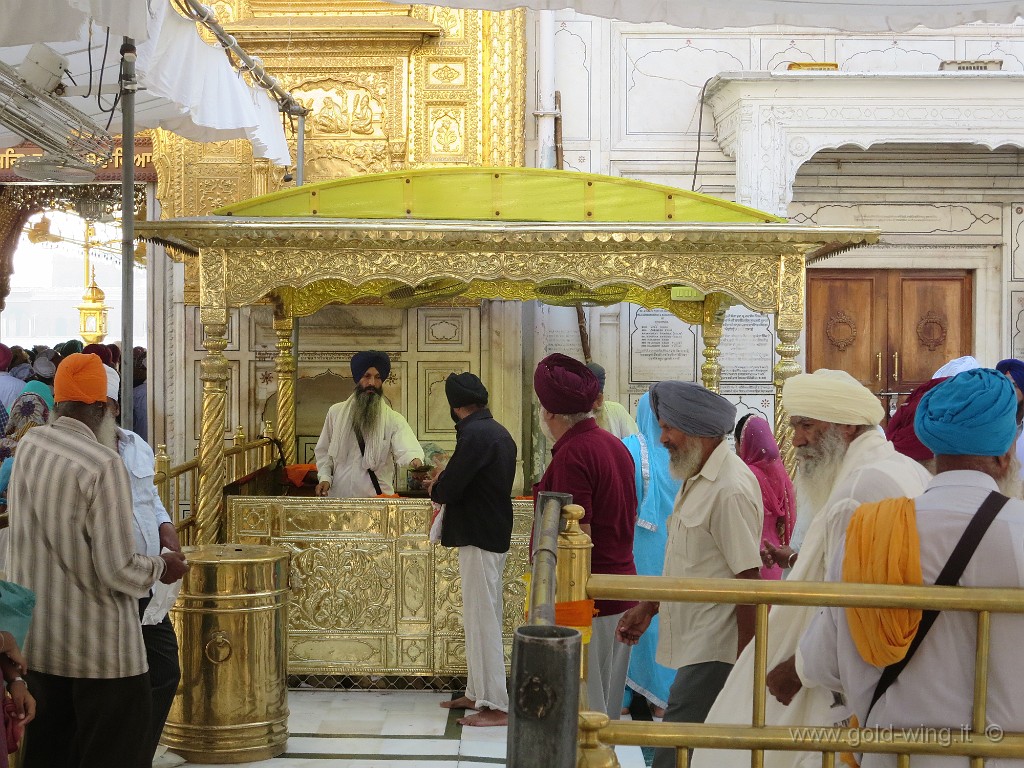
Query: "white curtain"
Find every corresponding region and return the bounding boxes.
[376,0,1024,32]
[0,0,291,166]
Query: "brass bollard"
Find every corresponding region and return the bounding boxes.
[164,544,290,763]
[577,711,620,768]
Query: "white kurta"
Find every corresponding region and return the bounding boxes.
[692,430,931,768]
[314,396,424,498]
[800,470,1024,768]
[599,400,639,439]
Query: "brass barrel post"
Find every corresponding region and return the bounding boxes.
[155,443,171,518]
[556,503,592,689]
[232,425,246,482]
[165,544,290,762]
[578,712,621,768]
[530,492,571,626]
[262,420,275,467]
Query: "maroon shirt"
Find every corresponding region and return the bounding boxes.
[534,418,638,616]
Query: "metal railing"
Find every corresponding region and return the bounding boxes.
[552,548,1024,767]
[155,422,278,546]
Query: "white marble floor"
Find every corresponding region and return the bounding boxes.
[174,689,648,768]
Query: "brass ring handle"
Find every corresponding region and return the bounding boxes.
[892,351,900,384]
[204,631,233,664]
[876,352,882,382]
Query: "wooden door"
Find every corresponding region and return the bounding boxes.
[888,271,972,392]
[806,271,888,390]
[807,269,973,410]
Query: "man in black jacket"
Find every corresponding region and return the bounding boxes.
[429,372,517,727]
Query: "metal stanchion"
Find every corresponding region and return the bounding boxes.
[508,492,581,768]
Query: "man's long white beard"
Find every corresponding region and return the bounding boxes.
[998,453,1024,499]
[538,415,555,444]
[96,408,119,450]
[794,426,849,516]
[350,386,382,439]
[668,440,703,482]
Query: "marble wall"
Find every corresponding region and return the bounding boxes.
[523,13,1024,435]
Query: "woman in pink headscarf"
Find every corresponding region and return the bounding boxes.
[735,415,795,580]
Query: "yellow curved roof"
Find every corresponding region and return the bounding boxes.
[214,167,784,224]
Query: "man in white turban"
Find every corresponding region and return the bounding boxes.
[693,369,931,768]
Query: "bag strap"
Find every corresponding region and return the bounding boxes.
[355,430,383,496]
[866,489,1009,718]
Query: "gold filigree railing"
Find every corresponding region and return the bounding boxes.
[156,422,278,547]
[570,572,1024,768]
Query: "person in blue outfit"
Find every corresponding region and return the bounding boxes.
[621,393,680,716]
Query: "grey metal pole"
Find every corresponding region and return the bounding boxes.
[507,625,581,768]
[528,492,571,626]
[296,113,305,187]
[507,490,580,768]
[119,38,137,432]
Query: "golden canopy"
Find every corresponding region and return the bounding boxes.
[137,167,878,543]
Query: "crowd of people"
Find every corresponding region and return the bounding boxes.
[0,344,181,768]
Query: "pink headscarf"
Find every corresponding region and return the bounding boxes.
[738,416,795,579]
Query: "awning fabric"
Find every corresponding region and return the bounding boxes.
[377,0,1024,32]
[0,0,291,166]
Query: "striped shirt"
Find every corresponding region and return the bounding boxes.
[8,416,166,678]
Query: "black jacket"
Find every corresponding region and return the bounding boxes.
[430,408,517,553]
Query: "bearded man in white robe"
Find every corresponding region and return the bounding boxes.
[692,369,931,768]
[314,350,423,498]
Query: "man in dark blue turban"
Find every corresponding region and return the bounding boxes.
[314,350,422,497]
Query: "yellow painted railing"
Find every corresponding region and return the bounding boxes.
[568,568,1024,768]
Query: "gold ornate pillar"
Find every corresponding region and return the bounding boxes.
[701,293,728,393]
[273,313,297,466]
[774,252,807,473]
[195,249,230,544]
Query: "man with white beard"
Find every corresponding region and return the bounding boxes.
[314,350,423,498]
[801,368,1024,768]
[692,369,930,768]
[8,353,188,768]
[615,380,762,768]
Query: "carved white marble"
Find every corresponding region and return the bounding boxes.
[707,71,1024,215]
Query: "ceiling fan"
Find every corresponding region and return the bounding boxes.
[0,44,114,183]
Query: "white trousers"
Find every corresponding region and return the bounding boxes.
[586,611,631,719]
[459,546,509,712]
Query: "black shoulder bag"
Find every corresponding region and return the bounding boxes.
[866,490,1009,719]
[355,430,383,496]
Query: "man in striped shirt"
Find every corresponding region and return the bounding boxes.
[8,353,188,768]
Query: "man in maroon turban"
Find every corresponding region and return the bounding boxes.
[532,353,638,719]
[884,377,949,471]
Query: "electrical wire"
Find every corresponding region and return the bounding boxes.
[691,78,713,192]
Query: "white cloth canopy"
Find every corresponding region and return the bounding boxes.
[378,0,1024,32]
[0,0,291,166]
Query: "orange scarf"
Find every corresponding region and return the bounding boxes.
[842,498,923,667]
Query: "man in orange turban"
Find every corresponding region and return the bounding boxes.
[8,352,188,768]
[54,352,108,405]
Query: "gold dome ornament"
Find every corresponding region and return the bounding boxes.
[77,268,108,344]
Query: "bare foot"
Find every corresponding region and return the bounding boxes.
[458,708,508,727]
[441,695,477,710]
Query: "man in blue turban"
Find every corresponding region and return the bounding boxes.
[801,366,1024,757]
[314,350,423,498]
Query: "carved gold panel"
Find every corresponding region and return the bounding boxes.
[227,496,531,676]
[153,3,526,303]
